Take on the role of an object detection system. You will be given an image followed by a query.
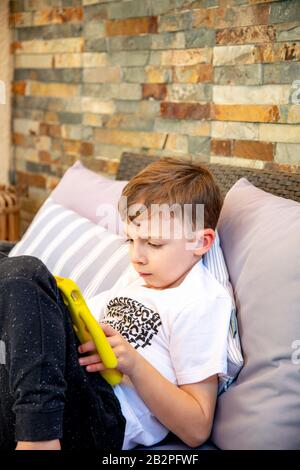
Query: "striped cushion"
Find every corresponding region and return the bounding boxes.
[203,231,243,394]
[9,198,130,299]
[9,197,243,392]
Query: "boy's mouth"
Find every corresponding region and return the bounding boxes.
[138,272,152,276]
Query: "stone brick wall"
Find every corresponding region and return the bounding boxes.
[9,0,300,233]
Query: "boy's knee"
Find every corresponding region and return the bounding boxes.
[0,255,56,295]
[0,255,47,281]
[0,255,62,323]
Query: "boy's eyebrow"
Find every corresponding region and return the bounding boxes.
[125,221,170,240]
[124,229,164,241]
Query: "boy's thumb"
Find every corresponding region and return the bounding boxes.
[100,322,116,336]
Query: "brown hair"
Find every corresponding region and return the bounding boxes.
[118,157,222,230]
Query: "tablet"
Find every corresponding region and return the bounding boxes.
[55,275,123,386]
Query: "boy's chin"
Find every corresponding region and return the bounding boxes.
[148,280,173,291]
[143,278,164,290]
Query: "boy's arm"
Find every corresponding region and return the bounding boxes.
[78,324,218,448]
[129,353,218,447]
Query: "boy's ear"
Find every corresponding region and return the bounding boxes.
[193,229,215,256]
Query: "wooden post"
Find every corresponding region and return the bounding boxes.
[0,187,20,242]
[0,0,11,185]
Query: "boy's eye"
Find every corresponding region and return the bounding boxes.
[126,238,162,248]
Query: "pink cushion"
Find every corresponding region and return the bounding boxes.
[51,161,128,236]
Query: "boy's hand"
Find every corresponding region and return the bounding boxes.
[16,439,61,450]
[78,323,139,377]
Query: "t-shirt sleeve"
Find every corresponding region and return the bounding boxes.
[169,295,232,385]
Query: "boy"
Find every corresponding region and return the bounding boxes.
[0,157,231,450]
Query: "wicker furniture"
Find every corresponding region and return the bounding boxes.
[1,153,299,450]
[0,185,20,243]
[117,152,300,202]
[1,154,299,256]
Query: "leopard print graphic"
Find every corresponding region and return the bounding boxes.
[103,297,162,349]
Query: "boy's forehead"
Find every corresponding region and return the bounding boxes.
[125,211,185,240]
[123,201,205,242]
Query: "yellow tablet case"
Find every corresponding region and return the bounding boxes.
[55,276,122,387]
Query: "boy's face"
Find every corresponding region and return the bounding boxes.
[124,205,214,290]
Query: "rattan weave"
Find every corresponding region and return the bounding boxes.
[117,152,300,203]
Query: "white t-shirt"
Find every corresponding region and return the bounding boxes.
[86,259,232,449]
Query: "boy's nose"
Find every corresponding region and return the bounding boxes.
[131,245,147,264]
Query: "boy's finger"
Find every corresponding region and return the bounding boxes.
[78,341,96,354]
[100,322,118,337]
[106,335,122,348]
[79,353,100,366]
[86,363,105,373]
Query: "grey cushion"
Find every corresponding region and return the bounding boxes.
[212,178,300,450]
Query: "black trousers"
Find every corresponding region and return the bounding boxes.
[0,253,125,450]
